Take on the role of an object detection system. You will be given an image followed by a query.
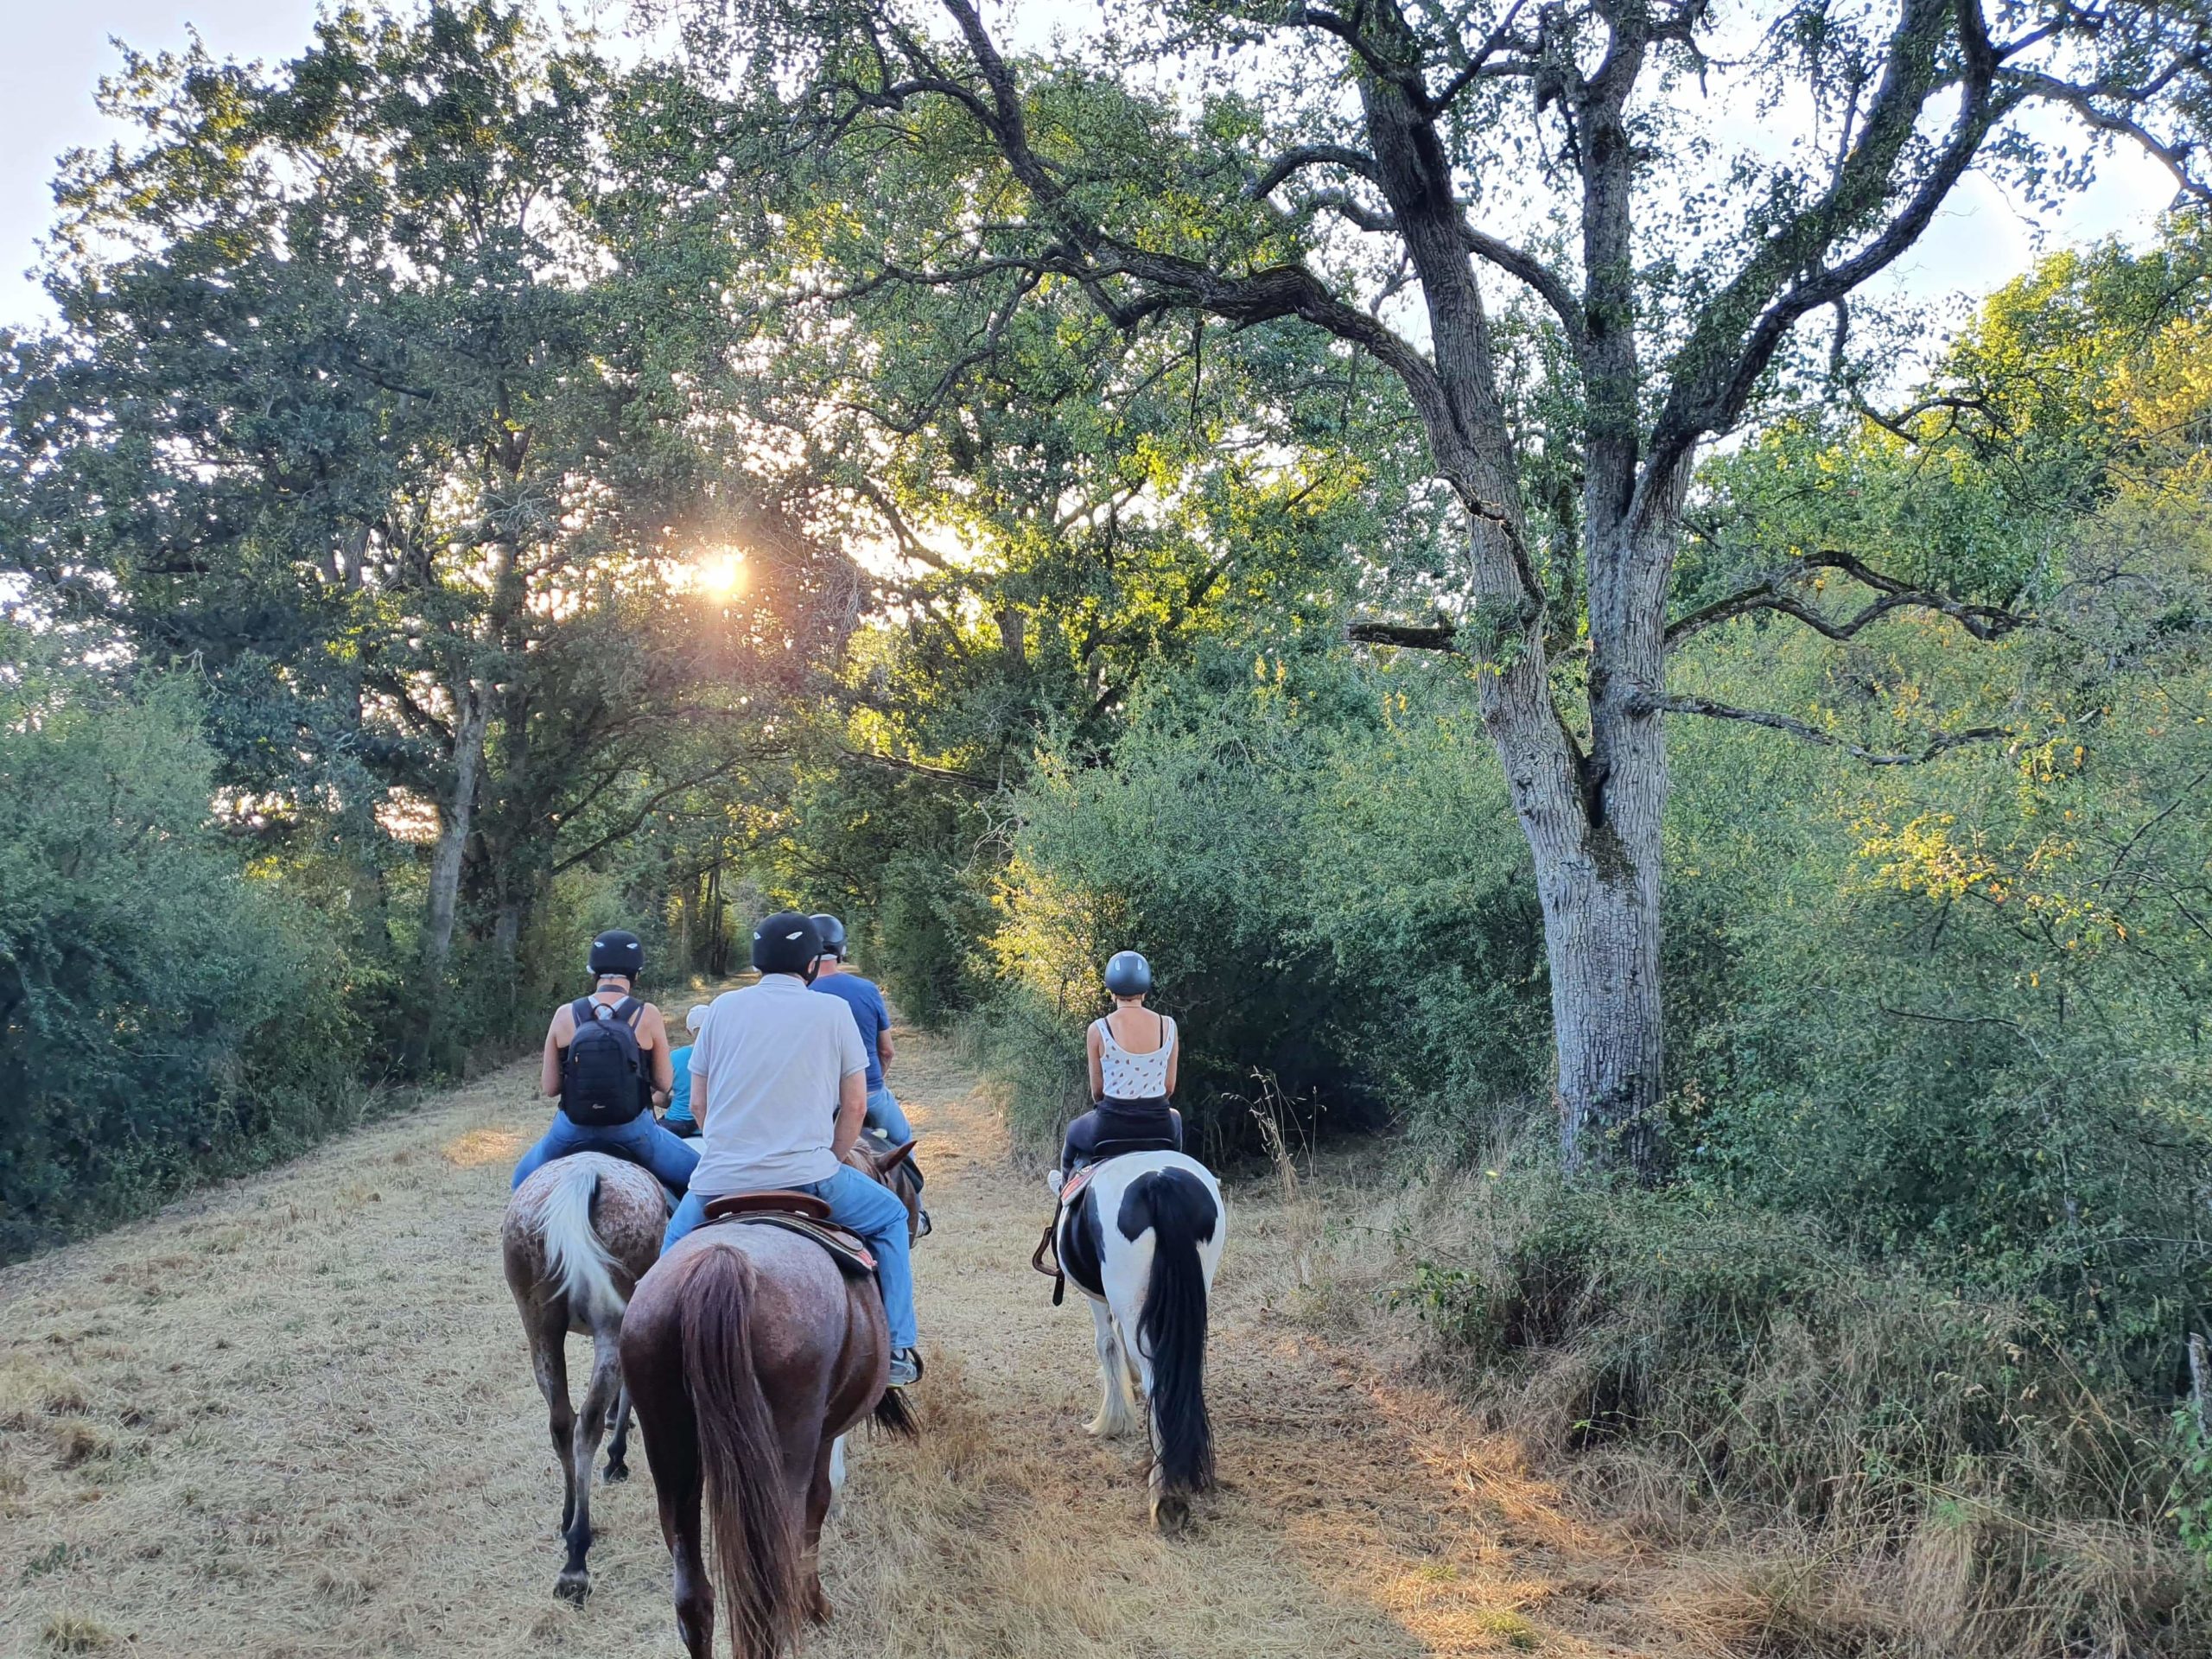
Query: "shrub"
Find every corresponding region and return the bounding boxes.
[0,661,360,1257]
[1362,1160,2212,1656]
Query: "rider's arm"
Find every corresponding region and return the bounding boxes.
[1086,1022,1104,1101]
[1163,1018,1179,1096]
[876,1012,895,1077]
[540,1007,570,1098]
[639,1004,675,1107]
[830,1069,867,1160]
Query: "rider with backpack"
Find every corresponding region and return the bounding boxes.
[509,930,701,1195]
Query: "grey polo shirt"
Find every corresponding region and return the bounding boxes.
[688,973,868,1195]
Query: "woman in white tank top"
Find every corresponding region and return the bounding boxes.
[1058,951,1183,1178]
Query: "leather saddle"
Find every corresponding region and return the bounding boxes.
[702,1191,877,1278]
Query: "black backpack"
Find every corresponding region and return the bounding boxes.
[561,996,648,1127]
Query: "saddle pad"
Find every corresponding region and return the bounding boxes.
[713,1212,879,1278]
[1058,1164,1099,1207]
[703,1189,833,1224]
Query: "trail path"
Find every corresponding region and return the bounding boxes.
[2,1026,1694,1658]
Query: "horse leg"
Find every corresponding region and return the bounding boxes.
[802,1433,837,1625]
[556,1328,623,1603]
[605,1379,634,1482]
[825,1434,849,1523]
[640,1391,713,1658]
[1087,1300,1135,1439]
[531,1314,578,1538]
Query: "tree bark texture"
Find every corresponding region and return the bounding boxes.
[423,682,490,975]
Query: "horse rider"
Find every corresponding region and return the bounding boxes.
[659,1004,710,1138]
[807,915,915,1150]
[663,912,923,1389]
[1053,950,1183,1189]
[511,930,701,1196]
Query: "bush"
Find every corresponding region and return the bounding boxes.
[983,646,1547,1156]
[0,660,361,1257]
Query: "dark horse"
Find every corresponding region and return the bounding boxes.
[620,1140,921,1659]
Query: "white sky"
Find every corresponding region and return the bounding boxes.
[0,2,2180,337]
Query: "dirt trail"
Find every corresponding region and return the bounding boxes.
[1,1027,1693,1659]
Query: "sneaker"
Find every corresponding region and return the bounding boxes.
[915,1206,933,1239]
[887,1349,922,1389]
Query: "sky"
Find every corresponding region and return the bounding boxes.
[0,2,2183,338]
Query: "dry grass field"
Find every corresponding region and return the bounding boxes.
[1,1024,1708,1659]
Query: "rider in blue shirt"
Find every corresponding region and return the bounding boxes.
[660,1004,709,1135]
[807,914,913,1147]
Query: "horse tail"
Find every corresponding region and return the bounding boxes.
[1132,1166,1217,1496]
[678,1247,804,1659]
[539,1162,625,1325]
[873,1382,920,1440]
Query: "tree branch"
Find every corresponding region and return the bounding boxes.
[1632,690,2014,765]
[841,745,998,790]
[1665,550,2034,645]
[1246,143,1381,198]
[1348,619,1459,652]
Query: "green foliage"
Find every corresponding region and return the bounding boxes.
[985,645,1547,1154]
[2177,1407,2212,1574]
[0,643,360,1257]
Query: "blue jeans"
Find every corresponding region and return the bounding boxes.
[661,1163,918,1351]
[864,1086,912,1143]
[511,1110,701,1194]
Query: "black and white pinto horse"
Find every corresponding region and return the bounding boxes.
[1053,1149,1226,1529]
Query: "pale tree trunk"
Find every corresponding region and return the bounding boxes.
[423,683,491,975]
[1527,511,1675,1182]
[1360,48,1674,1180]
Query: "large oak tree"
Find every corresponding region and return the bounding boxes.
[690,0,2212,1175]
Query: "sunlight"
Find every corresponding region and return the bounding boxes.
[694,550,747,599]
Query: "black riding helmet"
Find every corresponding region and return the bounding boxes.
[753,912,823,982]
[1103,950,1153,997]
[588,929,645,981]
[810,913,848,961]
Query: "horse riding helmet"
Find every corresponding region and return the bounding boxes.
[810,912,849,960]
[588,929,644,980]
[752,912,823,981]
[1104,950,1153,997]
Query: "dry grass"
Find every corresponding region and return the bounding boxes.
[0,1015,1712,1659]
[1299,1160,2212,1659]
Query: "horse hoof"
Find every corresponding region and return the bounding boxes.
[806,1586,834,1624]
[553,1572,591,1605]
[603,1460,629,1483]
[1151,1492,1192,1534]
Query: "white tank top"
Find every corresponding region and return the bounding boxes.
[1094,1013,1176,1100]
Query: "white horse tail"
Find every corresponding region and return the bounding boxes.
[540,1161,626,1325]
[1128,1165,1218,1498]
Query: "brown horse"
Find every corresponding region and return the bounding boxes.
[501,1152,668,1602]
[621,1145,922,1659]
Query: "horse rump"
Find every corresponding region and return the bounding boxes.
[1126,1166,1217,1498]
[679,1248,805,1659]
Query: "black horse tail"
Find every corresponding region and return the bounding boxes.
[1130,1166,1218,1506]
[679,1249,803,1659]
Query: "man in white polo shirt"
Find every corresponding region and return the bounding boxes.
[660,911,921,1388]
